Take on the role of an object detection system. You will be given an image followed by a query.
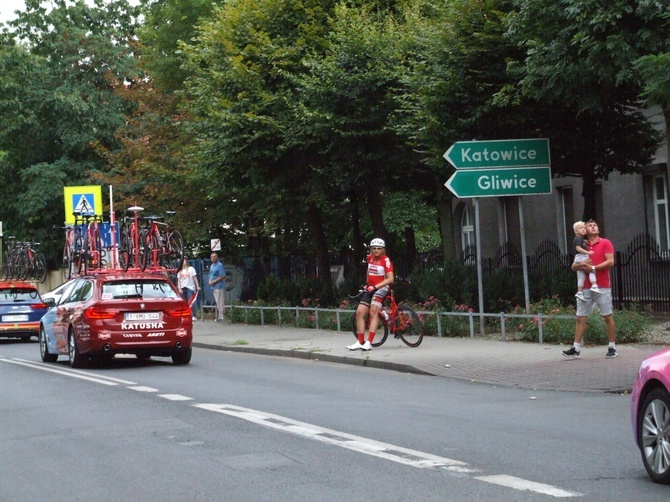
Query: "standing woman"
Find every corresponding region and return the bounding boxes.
[178,258,200,321]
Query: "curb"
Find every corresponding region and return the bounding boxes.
[191,342,436,376]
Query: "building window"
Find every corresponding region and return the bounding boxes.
[653,174,670,252]
[461,204,475,260]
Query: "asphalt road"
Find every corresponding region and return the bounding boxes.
[0,340,668,501]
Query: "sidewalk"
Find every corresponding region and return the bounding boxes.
[191,321,667,393]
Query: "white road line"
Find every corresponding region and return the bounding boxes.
[195,404,475,473]
[159,394,193,401]
[11,358,137,385]
[128,386,159,392]
[1,358,118,386]
[195,404,583,498]
[475,475,582,498]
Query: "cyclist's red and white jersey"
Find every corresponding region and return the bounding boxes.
[366,254,393,287]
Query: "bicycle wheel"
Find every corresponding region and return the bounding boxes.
[139,229,151,271]
[350,311,388,347]
[2,253,10,280]
[161,230,184,270]
[62,241,73,280]
[396,305,424,348]
[34,253,47,283]
[17,251,30,281]
[73,231,85,276]
[91,226,103,269]
[118,225,131,271]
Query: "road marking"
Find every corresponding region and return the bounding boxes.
[159,394,193,401]
[128,386,159,392]
[475,475,581,498]
[10,358,138,384]
[195,404,582,498]
[196,404,475,472]
[1,358,118,386]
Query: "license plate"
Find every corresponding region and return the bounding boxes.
[124,312,161,321]
[3,314,29,322]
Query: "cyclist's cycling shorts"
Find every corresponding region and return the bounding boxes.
[359,285,389,308]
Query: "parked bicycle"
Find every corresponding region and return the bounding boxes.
[143,210,184,271]
[349,285,423,347]
[2,237,47,283]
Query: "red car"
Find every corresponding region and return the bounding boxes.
[0,281,48,340]
[631,347,670,484]
[39,271,193,367]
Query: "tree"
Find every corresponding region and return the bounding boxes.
[395,0,532,261]
[0,0,140,262]
[181,0,338,299]
[506,0,668,217]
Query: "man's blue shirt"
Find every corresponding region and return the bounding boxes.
[209,261,225,291]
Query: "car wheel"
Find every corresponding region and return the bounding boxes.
[172,348,192,365]
[39,326,58,363]
[68,330,86,369]
[638,387,670,484]
[21,335,32,343]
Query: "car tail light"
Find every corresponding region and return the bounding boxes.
[84,307,118,320]
[30,303,48,310]
[166,306,192,318]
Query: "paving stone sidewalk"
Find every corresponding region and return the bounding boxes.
[191,322,667,393]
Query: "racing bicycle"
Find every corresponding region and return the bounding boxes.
[349,285,423,347]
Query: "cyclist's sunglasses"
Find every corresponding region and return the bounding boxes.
[371,247,383,250]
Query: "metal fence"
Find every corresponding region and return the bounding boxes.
[209,304,574,344]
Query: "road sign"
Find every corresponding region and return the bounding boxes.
[63,186,103,224]
[443,138,550,170]
[444,166,552,198]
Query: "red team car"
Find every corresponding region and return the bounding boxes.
[39,271,193,367]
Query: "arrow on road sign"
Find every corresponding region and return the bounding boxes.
[444,138,550,170]
[444,166,552,198]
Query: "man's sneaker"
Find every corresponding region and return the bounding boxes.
[361,341,372,351]
[606,347,617,359]
[562,346,580,357]
[590,285,600,293]
[575,292,585,301]
[192,317,197,321]
[347,341,363,350]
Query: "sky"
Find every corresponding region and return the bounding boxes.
[0,0,25,24]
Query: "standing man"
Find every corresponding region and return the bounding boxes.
[563,219,617,359]
[208,252,227,322]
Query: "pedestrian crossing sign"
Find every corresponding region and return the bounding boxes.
[63,186,103,224]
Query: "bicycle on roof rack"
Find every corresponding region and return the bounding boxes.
[118,206,147,271]
[349,284,424,348]
[143,210,184,272]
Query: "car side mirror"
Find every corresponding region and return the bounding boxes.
[44,298,56,309]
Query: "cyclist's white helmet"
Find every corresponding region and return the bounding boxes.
[370,238,385,248]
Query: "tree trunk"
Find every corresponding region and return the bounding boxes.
[436,180,456,263]
[582,168,597,221]
[404,225,417,276]
[350,192,364,282]
[366,188,386,241]
[309,201,333,303]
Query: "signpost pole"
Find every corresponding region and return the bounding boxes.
[517,197,530,313]
[474,199,485,336]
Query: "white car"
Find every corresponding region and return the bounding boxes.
[41,279,78,307]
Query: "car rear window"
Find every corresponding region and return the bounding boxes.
[101,280,180,300]
[0,288,40,302]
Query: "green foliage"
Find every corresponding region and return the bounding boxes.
[509,296,651,344]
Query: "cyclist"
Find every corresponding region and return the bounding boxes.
[348,238,394,351]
